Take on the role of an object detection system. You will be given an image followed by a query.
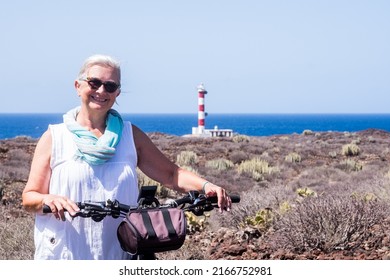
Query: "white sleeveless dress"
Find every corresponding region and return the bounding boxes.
[34,121,139,259]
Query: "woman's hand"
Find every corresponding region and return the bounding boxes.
[42,194,80,221]
[203,182,232,213]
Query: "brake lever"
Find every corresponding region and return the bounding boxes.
[192,194,207,205]
[183,195,213,216]
[71,202,109,222]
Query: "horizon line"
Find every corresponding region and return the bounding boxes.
[1,112,390,115]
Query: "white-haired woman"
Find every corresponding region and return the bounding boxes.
[22,54,232,260]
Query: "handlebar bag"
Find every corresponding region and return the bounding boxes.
[117,207,187,255]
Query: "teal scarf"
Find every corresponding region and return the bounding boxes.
[63,106,123,165]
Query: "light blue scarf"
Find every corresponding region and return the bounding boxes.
[63,106,123,165]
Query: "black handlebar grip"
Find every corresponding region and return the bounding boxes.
[230,194,240,203]
[42,204,52,213]
[172,196,192,207]
[207,194,240,204]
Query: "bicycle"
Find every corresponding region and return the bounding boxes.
[43,185,240,260]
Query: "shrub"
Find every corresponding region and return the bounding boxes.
[214,183,297,231]
[176,151,198,166]
[285,152,301,163]
[302,130,314,136]
[296,187,317,197]
[341,143,360,156]
[237,158,278,181]
[232,134,250,143]
[229,151,248,164]
[328,151,338,158]
[238,158,275,175]
[0,148,31,181]
[351,138,361,145]
[273,194,388,253]
[205,159,234,171]
[185,212,210,233]
[340,159,363,172]
[242,208,273,231]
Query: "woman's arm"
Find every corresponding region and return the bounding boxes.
[132,125,231,211]
[22,129,79,219]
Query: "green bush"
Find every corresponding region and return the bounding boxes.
[242,208,273,231]
[237,158,278,181]
[296,187,317,197]
[285,152,301,163]
[232,134,250,143]
[340,159,363,172]
[205,158,234,171]
[302,129,314,136]
[176,151,198,166]
[342,143,360,156]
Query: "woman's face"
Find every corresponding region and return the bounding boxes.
[75,65,120,113]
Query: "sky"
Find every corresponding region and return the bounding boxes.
[0,0,389,114]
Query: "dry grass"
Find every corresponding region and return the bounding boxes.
[272,181,390,253]
[0,205,34,259]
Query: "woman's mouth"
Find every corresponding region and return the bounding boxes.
[91,95,108,103]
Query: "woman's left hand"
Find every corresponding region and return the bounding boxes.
[203,183,232,213]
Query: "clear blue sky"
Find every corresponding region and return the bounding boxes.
[1,0,389,114]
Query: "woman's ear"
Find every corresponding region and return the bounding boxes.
[74,80,81,96]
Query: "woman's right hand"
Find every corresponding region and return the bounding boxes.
[42,194,80,221]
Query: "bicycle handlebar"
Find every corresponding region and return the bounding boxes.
[42,191,240,221]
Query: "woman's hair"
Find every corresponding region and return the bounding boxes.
[77,54,121,82]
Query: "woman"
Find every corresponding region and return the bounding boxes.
[22,54,232,260]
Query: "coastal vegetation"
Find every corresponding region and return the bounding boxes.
[1,129,390,259]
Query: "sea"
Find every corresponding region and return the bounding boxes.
[1,113,390,140]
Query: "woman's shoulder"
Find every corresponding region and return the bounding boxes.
[48,123,67,134]
[129,123,152,151]
[130,123,145,138]
[35,128,52,153]
[49,123,66,129]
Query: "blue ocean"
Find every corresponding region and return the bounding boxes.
[1,113,390,140]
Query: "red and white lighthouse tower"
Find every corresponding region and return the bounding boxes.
[197,83,207,134]
[191,82,234,137]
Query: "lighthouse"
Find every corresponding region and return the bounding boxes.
[197,83,207,134]
[190,83,234,137]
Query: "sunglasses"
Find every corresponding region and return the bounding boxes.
[81,77,120,93]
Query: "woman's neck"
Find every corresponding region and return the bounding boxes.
[76,109,107,137]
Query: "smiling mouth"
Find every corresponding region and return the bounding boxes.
[91,95,108,103]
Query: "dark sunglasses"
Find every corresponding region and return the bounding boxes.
[81,77,120,93]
